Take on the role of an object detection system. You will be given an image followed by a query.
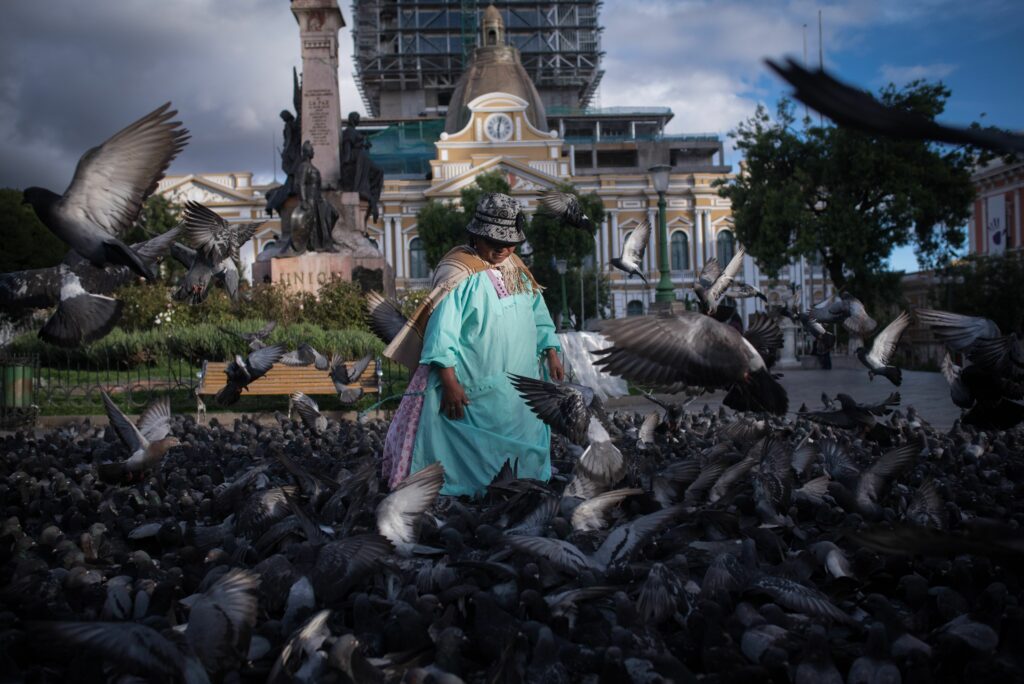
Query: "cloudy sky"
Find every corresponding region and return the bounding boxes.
[1,0,1021,267]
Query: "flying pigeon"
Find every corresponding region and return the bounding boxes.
[97,392,179,481]
[281,343,330,371]
[171,241,241,304]
[693,247,746,316]
[538,190,594,232]
[216,344,287,406]
[592,310,789,414]
[291,391,328,434]
[767,57,1024,155]
[856,311,911,385]
[365,291,407,345]
[810,292,877,337]
[182,200,264,265]
[220,320,277,351]
[37,265,123,348]
[22,103,189,279]
[331,353,374,404]
[609,220,651,284]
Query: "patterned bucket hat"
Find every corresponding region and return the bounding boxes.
[466,193,526,245]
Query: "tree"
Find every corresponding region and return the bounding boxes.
[939,253,1024,336]
[125,194,181,244]
[717,81,985,303]
[0,188,66,272]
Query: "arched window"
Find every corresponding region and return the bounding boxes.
[409,237,428,279]
[626,300,644,316]
[670,231,689,271]
[717,229,736,264]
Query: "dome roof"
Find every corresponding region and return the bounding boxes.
[443,6,548,134]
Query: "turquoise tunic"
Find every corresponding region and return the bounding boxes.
[409,271,561,496]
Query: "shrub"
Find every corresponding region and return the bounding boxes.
[306,279,368,330]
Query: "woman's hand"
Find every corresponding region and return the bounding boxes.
[438,366,470,420]
[546,348,565,382]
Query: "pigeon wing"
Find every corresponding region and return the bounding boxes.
[246,344,286,376]
[867,311,910,367]
[366,291,408,344]
[842,296,878,336]
[638,411,659,444]
[966,335,1019,372]
[136,396,172,442]
[621,220,651,263]
[281,343,318,367]
[346,354,374,384]
[857,443,919,505]
[505,535,596,573]
[58,103,189,238]
[101,391,146,453]
[290,392,323,433]
[748,575,851,623]
[183,200,233,262]
[697,257,721,289]
[508,373,590,445]
[36,621,185,679]
[376,462,445,546]
[915,308,1000,352]
[576,438,626,486]
[187,568,260,673]
[706,247,746,306]
[593,504,684,569]
[743,313,784,365]
[570,488,643,532]
[906,477,944,528]
[39,271,123,347]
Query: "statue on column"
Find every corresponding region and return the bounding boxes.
[289,141,338,253]
[264,68,303,217]
[340,112,384,222]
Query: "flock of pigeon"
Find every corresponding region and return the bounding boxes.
[3,377,1024,682]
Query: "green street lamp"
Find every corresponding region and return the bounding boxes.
[649,164,674,303]
[556,258,570,331]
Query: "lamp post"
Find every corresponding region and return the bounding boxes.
[555,258,570,331]
[649,164,674,303]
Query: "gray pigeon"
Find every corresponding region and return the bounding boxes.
[856,311,911,385]
[609,220,651,284]
[693,247,746,316]
[365,291,407,345]
[171,241,240,304]
[331,353,373,403]
[216,344,287,406]
[538,190,594,232]
[182,200,264,266]
[37,265,123,348]
[22,103,189,280]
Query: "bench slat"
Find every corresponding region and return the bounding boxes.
[196,360,379,397]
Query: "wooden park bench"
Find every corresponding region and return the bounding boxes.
[194,357,381,419]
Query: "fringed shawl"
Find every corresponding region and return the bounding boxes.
[384,245,541,370]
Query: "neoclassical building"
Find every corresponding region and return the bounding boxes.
[159,5,832,327]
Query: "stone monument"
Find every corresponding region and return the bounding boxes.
[254,0,393,296]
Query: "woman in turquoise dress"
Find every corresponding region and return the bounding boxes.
[381,193,563,496]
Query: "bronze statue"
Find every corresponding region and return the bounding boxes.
[265,68,303,217]
[291,141,338,253]
[340,111,383,222]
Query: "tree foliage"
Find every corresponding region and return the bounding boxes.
[717,81,984,297]
[939,253,1024,336]
[126,194,182,244]
[413,172,608,323]
[0,188,66,272]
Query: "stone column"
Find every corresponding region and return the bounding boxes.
[291,0,345,189]
[777,317,801,369]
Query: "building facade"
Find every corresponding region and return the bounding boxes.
[968,158,1024,256]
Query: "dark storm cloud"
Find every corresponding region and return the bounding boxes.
[0,0,308,191]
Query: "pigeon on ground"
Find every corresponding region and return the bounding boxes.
[810,292,877,337]
[799,392,900,433]
[97,392,178,481]
[330,354,374,404]
[365,291,407,346]
[181,568,260,676]
[215,344,287,406]
[37,265,123,348]
[376,462,445,555]
[21,103,189,279]
[767,57,1024,155]
[593,311,788,414]
[856,311,911,385]
[538,190,594,232]
[609,220,651,284]
[182,200,264,267]
[693,248,746,316]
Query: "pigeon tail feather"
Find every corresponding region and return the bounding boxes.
[723,368,788,415]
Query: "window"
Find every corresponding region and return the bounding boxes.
[409,237,428,279]
[626,300,644,316]
[717,229,736,264]
[670,231,689,271]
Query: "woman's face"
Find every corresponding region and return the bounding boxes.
[475,236,517,265]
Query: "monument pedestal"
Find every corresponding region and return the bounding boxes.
[252,252,394,297]
[777,317,801,369]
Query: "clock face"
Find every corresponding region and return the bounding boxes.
[485,113,513,142]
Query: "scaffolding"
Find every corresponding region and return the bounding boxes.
[351,0,604,118]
